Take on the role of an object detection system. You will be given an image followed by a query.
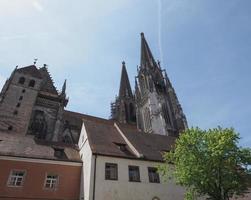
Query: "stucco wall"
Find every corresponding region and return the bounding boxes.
[0,158,81,200]
[79,123,95,200]
[93,155,185,200]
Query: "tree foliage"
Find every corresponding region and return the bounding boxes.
[159,127,251,200]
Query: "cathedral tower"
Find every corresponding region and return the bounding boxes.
[0,64,68,141]
[111,62,136,124]
[135,33,187,136]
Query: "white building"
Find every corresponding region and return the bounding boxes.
[78,115,185,200]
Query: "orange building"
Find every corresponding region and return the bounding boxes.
[0,133,82,200]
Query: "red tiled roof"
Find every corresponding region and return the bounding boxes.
[82,114,176,162]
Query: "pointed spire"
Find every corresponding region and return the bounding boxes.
[61,79,67,95]
[140,32,157,69]
[119,61,133,98]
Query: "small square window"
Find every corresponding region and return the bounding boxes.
[105,163,118,180]
[44,174,59,189]
[148,167,160,183]
[7,170,26,187]
[128,166,140,182]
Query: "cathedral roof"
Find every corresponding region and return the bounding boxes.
[16,65,43,79]
[39,67,58,95]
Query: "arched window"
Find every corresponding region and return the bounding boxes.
[162,103,171,125]
[18,77,25,84]
[63,135,72,144]
[143,107,151,131]
[29,80,35,87]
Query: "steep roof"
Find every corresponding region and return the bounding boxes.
[39,67,58,95]
[16,65,42,79]
[82,114,176,162]
[0,132,81,162]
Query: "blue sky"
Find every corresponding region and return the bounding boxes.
[0,0,250,147]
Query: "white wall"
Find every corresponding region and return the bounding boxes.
[94,155,185,200]
[79,123,95,200]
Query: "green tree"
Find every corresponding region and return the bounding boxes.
[159,127,251,200]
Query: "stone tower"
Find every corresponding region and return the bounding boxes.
[135,33,187,136]
[111,62,136,124]
[0,64,68,141]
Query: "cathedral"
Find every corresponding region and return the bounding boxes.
[0,33,188,200]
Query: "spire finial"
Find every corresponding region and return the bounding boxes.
[34,58,38,65]
[140,32,144,38]
[62,79,67,95]
[122,61,126,66]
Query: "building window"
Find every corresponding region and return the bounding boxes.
[22,89,26,93]
[148,167,160,183]
[29,80,35,87]
[7,170,26,187]
[44,174,58,189]
[8,125,13,131]
[162,103,171,125]
[105,163,118,180]
[13,110,18,115]
[128,166,140,182]
[18,77,25,84]
[143,107,151,131]
[16,103,21,108]
[19,96,23,100]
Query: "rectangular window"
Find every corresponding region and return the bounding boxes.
[128,166,140,182]
[44,174,59,189]
[7,170,26,187]
[105,163,118,180]
[148,167,160,183]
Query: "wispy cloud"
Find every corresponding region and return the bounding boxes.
[32,0,44,12]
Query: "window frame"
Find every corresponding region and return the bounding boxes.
[128,165,141,182]
[28,79,36,87]
[7,169,26,187]
[18,77,25,85]
[44,173,59,190]
[148,167,160,183]
[105,163,118,181]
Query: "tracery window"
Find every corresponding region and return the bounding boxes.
[162,103,171,125]
[143,107,151,131]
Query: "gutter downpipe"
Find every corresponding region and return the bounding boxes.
[93,154,97,200]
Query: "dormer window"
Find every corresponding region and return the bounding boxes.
[113,142,132,155]
[18,77,25,84]
[29,80,35,87]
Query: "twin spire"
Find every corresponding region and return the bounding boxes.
[118,32,158,99]
[119,61,133,99]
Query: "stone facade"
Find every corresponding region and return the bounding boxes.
[112,33,187,136]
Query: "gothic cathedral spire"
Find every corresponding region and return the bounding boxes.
[135,33,187,136]
[111,62,136,124]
